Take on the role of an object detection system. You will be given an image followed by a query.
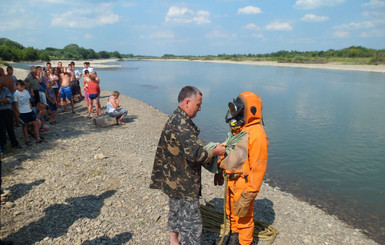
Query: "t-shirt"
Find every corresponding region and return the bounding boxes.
[74,69,81,80]
[0,87,12,110]
[88,81,100,95]
[12,75,17,91]
[25,75,40,91]
[14,90,32,113]
[47,88,55,102]
[82,67,94,74]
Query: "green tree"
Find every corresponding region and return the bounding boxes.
[22,47,38,61]
[0,45,13,60]
[98,51,110,59]
[112,51,122,58]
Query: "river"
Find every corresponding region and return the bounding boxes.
[13,60,385,243]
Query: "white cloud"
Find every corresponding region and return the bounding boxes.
[84,33,93,39]
[266,21,292,31]
[165,6,211,25]
[242,23,260,30]
[362,0,385,8]
[193,10,211,24]
[205,30,235,39]
[51,3,119,28]
[362,10,385,17]
[360,29,385,37]
[149,31,175,39]
[301,14,329,22]
[294,0,345,9]
[335,21,375,30]
[237,6,262,15]
[333,31,350,38]
[252,33,264,39]
[0,2,38,31]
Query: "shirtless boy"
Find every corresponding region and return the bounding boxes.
[59,67,75,113]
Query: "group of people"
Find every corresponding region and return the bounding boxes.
[150,86,268,245]
[0,61,128,151]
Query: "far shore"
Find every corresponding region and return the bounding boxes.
[144,58,385,73]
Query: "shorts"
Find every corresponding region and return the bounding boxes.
[168,197,202,245]
[53,87,59,95]
[19,111,36,125]
[70,81,79,95]
[60,86,72,99]
[47,100,57,111]
[89,94,99,100]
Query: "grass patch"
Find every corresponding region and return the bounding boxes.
[89,169,103,176]
[134,221,150,226]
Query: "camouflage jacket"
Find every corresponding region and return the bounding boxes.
[150,106,214,201]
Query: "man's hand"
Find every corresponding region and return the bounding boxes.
[212,143,226,156]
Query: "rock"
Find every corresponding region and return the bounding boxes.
[94,153,107,160]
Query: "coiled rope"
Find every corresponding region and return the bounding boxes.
[201,175,279,245]
[201,205,279,245]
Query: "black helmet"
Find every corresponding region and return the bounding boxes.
[225,96,244,131]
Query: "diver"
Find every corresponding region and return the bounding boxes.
[217,91,269,245]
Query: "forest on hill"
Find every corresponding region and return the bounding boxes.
[0,38,127,63]
[0,37,384,65]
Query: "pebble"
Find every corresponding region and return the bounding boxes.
[0,90,380,245]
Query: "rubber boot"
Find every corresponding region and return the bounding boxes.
[219,232,239,245]
[227,232,239,245]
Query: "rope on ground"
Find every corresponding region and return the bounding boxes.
[201,205,279,245]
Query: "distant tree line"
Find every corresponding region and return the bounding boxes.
[161,46,385,65]
[0,38,132,62]
[1,37,384,65]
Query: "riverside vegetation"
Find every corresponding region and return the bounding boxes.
[1,38,384,66]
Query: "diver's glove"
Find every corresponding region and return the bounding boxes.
[214,169,224,186]
[234,191,256,218]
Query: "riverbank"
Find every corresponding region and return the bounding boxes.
[144,58,385,73]
[0,89,380,244]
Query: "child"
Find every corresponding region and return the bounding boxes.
[87,77,101,117]
[34,102,50,133]
[45,82,57,124]
[83,70,91,108]
[13,80,42,144]
[106,91,128,125]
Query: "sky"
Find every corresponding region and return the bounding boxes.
[1,0,385,56]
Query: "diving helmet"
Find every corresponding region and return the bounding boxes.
[225,96,244,131]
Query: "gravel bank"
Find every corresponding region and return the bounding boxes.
[0,88,379,245]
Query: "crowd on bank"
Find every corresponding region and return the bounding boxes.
[0,61,127,152]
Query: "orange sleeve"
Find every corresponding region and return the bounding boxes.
[245,125,269,194]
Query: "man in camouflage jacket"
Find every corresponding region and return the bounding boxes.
[150,86,226,245]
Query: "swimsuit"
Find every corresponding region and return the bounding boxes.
[60,86,72,99]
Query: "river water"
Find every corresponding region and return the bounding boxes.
[13,60,385,242]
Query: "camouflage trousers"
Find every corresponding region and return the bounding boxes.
[168,197,202,245]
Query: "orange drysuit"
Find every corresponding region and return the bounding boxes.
[220,91,269,245]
